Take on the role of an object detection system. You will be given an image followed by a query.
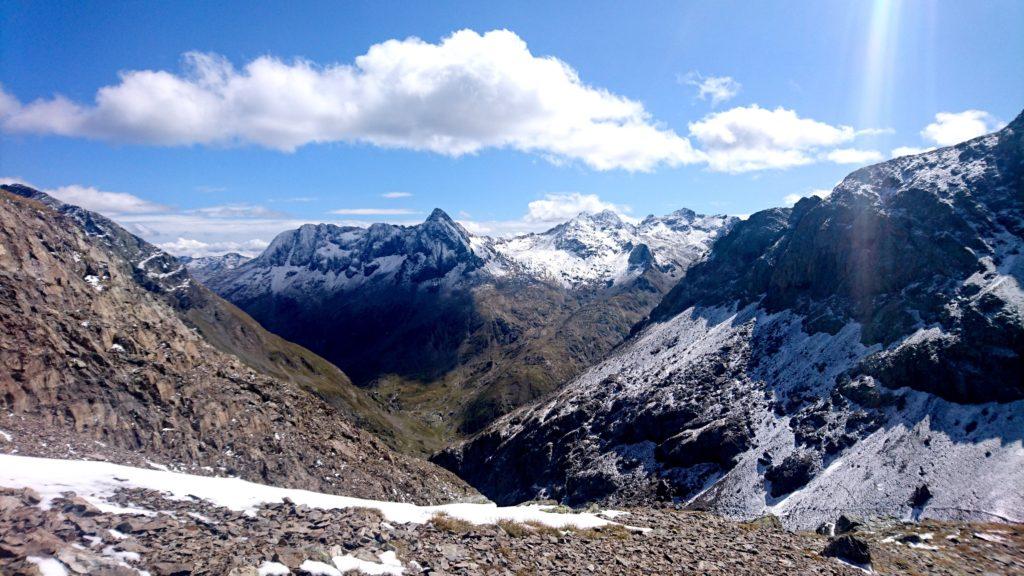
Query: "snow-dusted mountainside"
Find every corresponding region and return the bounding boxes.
[181,252,251,282]
[205,206,733,448]
[436,110,1024,529]
[483,209,735,287]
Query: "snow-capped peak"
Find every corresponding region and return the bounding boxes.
[486,209,737,288]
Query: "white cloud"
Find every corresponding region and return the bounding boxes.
[524,192,628,222]
[158,237,270,258]
[782,193,802,206]
[921,110,1004,146]
[682,72,741,107]
[782,188,832,207]
[330,208,419,215]
[0,30,701,172]
[855,127,895,137]
[186,204,286,218]
[890,145,936,158]
[823,148,883,165]
[0,86,20,117]
[381,192,412,199]
[688,105,859,172]
[457,192,631,236]
[1,178,167,214]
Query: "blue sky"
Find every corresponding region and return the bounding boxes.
[1,0,1022,255]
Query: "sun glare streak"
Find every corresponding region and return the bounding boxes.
[860,0,905,128]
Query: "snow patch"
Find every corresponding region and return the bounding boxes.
[258,561,291,575]
[26,556,68,576]
[0,454,613,530]
[83,275,104,292]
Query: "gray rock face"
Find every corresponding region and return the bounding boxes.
[651,110,1024,403]
[437,110,1024,529]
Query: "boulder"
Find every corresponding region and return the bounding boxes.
[823,534,871,566]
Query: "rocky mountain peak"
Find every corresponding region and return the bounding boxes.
[642,207,698,228]
[420,207,475,251]
[426,207,456,224]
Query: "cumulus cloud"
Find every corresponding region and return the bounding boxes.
[1,176,315,257]
[381,192,412,199]
[187,204,286,218]
[524,192,628,222]
[823,148,883,164]
[921,110,1004,147]
[457,192,631,236]
[682,72,741,107]
[0,30,701,172]
[158,237,270,258]
[688,105,867,172]
[890,145,936,158]
[0,178,167,214]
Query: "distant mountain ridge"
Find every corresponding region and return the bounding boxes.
[204,205,735,450]
[181,252,251,282]
[482,208,734,288]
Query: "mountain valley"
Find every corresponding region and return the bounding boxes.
[202,206,736,451]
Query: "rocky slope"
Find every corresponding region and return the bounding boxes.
[436,110,1024,529]
[0,184,472,504]
[205,207,734,449]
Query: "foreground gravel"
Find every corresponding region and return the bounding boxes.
[2,486,1021,575]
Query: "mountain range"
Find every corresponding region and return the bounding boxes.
[202,205,735,450]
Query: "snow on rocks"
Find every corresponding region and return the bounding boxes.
[82,274,104,292]
[258,561,291,575]
[302,551,405,575]
[487,209,735,287]
[26,556,69,576]
[0,454,613,530]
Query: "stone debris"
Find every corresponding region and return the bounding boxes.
[2,487,1022,575]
